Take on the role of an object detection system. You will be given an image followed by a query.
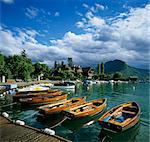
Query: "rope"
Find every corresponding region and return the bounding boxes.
[50,116,68,129]
[0,102,17,108]
[22,111,38,120]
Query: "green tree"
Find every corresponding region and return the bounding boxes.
[101,62,105,75]
[33,62,51,79]
[7,54,34,81]
[97,64,100,76]
[0,53,12,79]
[113,72,122,80]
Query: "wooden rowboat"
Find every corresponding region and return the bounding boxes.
[38,96,86,115]
[98,102,140,133]
[63,98,107,119]
[19,94,67,106]
[13,90,62,101]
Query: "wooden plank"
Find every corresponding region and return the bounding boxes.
[0,116,71,142]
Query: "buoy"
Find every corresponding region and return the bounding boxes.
[0,94,4,98]
[44,128,55,135]
[16,120,25,125]
[2,112,9,118]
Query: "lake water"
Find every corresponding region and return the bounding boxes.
[1,82,149,142]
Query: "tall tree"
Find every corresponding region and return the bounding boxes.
[101,62,105,75]
[97,64,100,76]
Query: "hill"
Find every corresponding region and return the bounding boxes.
[104,59,149,79]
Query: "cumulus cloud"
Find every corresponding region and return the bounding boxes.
[0,4,150,69]
[0,0,14,4]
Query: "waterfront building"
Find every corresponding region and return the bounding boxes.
[82,67,94,79]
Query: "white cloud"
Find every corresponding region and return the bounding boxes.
[83,3,89,9]
[76,21,84,28]
[89,17,105,27]
[25,7,39,19]
[95,3,105,11]
[76,11,83,17]
[54,12,60,17]
[0,0,14,4]
[0,4,150,69]
[83,3,105,13]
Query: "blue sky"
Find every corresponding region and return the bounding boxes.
[0,0,150,69]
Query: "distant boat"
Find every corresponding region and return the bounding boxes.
[17,85,49,93]
[13,90,62,101]
[51,81,75,89]
[63,98,107,119]
[83,80,93,86]
[38,96,86,115]
[19,93,67,106]
[98,102,140,133]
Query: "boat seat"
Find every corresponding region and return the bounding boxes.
[122,110,136,115]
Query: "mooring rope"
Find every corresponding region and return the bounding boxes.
[50,116,68,129]
[0,102,17,108]
[22,111,38,120]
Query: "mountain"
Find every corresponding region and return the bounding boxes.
[104,59,149,79]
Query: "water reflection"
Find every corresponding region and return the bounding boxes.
[98,122,140,142]
[62,111,105,132]
[37,113,65,128]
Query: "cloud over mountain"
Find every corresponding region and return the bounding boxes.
[0,4,150,69]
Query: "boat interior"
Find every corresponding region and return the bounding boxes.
[70,99,105,113]
[104,103,138,125]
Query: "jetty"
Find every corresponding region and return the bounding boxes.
[0,115,71,142]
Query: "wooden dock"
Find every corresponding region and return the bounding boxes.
[0,116,71,142]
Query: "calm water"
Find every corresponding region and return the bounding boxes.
[1,83,149,142]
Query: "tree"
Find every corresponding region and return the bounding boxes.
[54,61,57,69]
[101,62,105,75]
[113,72,122,80]
[33,62,51,79]
[21,49,27,58]
[97,64,100,76]
[7,53,34,81]
[0,53,12,79]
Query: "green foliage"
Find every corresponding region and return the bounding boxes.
[0,53,12,79]
[113,72,122,79]
[33,62,51,79]
[7,54,34,81]
[97,64,100,76]
[101,62,105,75]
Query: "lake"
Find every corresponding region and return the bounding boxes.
[1,82,149,142]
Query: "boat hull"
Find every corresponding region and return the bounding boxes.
[98,102,140,133]
[13,90,62,101]
[38,96,86,115]
[63,98,107,119]
[19,94,67,106]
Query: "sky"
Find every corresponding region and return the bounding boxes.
[0,0,150,69]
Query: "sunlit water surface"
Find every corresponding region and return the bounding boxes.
[1,83,149,142]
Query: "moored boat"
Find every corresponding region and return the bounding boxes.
[98,102,140,133]
[38,96,86,115]
[17,85,50,93]
[63,98,107,119]
[51,81,75,89]
[13,90,62,101]
[19,93,67,106]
